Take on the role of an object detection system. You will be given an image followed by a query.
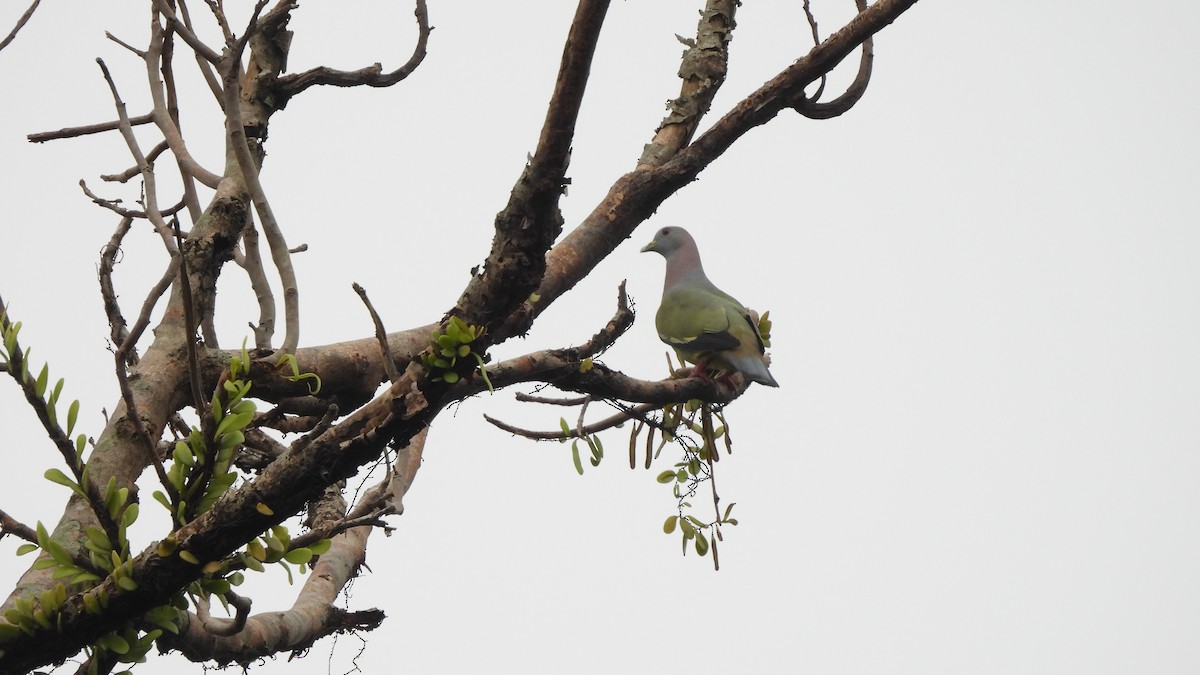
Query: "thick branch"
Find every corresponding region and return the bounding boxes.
[493,0,919,342]
[452,0,610,334]
[637,0,738,168]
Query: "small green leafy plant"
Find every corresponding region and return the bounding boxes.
[420,315,492,391]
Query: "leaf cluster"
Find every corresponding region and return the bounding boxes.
[420,316,492,390]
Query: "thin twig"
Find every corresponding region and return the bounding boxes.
[152,0,221,64]
[27,113,154,144]
[111,260,181,502]
[240,217,276,349]
[159,20,205,225]
[799,0,827,101]
[0,0,41,53]
[143,17,222,189]
[514,393,590,406]
[96,58,178,254]
[175,0,225,104]
[484,402,657,441]
[80,180,186,219]
[0,509,37,544]
[352,283,399,383]
[173,219,206,413]
[99,218,134,363]
[100,140,170,183]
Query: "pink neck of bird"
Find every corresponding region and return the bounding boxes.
[663,244,707,291]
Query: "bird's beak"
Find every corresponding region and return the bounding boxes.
[640,240,655,253]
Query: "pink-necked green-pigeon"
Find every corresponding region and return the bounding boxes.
[641,226,779,387]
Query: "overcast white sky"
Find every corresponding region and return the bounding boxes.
[2,1,1199,673]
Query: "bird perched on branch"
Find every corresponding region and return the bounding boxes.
[641,226,779,388]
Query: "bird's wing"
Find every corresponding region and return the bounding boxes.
[656,286,742,352]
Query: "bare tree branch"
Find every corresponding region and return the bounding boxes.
[493,0,919,342]
[793,0,873,119]
[96,57,179,253]
[27,113,154,144]
[453,0,611,335]
[638,0,738,168]
[99,218,135,363]
[152,0,222,64]
[80,179,186,219]
[274,0,430,105]
[353,283,400,383]
[220,29,302,357]
[0,0,40,53]
[143,17,223,189]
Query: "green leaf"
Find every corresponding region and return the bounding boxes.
[75,434,87,460]
[570,440,583,476]
[43,469,84,498]
[49,378,63,408]
[106,487,129,521]
[85,527,111,551]
[663,515,678,534]
[52,565,82,580]
[99,632,130,655]
[695,532,710,556]
[655,470,676,484]
[66,400,80,436]
[172,442,195,467]
[679,518,695,538]
[15,543,38,556]
[308,539,332,555]
[215,410,253,439]
[43,539,73,567]
[34,363,49,398]
[283,548,313,565]
[217,429,245,451]
[151,490,172,512]
[120,503,139,529]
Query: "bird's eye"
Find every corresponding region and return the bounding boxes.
[661,228,670,235]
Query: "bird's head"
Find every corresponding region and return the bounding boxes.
[640,226,695,258]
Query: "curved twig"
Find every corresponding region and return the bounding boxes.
[194,590,252,637]
[99,217,134,363]
[275,0,430,105]
[80,180,186,219]
[239,219,276,350]
[793,0,873,119]
[221,54,301,358]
